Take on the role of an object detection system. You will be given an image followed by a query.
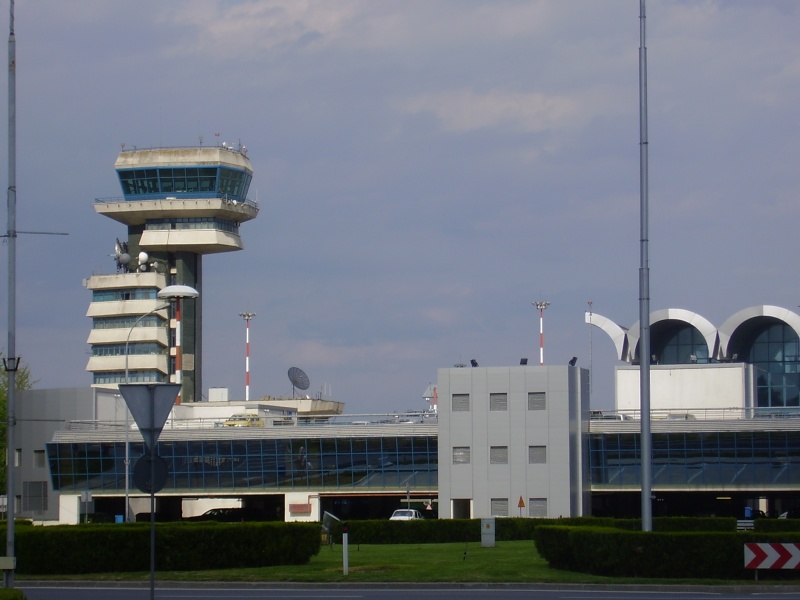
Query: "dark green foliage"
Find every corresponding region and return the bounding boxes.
[534,524,800,579]
[11,522,320,575]
[755,518,800,533]
[0,590,26,600]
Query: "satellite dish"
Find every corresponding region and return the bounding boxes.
[288,367,310,396]
[138,251,149,263]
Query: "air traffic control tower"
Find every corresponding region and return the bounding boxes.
[85,144,259,402]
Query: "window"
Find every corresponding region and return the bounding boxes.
[33,450,45,469]
[489,393,508,411]
[528,392,546,411]
[490,498,509,517]
[452,446,471,465]
[528,445,547,464]
[452,394,470,412]
[490,446,508,464]
[22,481,48,512]
[528,498,547,518]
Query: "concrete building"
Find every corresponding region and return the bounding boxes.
[85,145,259,402]
[436,365,590,519]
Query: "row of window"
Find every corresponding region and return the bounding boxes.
[452,392,547,412]
[93,371,167,385]
[91,343,165,357]
[92,315,163,330]
[487,497,547,518]
[92,289,159,302]
[146,217,239,234]
[118,167,252,200]
[452,445,547,465]
[47,436,439,493]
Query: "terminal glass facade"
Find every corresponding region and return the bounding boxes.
[47,434,438,493]
[748,323,800,408]
[589,430,800,487]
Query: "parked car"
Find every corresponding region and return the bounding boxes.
[389,509,423,520]
[185,508,248,522]
[223,413,264,427]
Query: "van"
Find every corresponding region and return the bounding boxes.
[223,413,264,427]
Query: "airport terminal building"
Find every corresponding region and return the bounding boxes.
[10,147,800,524]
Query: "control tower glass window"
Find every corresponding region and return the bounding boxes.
[118,167,251,201]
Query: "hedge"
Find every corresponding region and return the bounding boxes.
[7,521,320,575]
[534,525,800,579]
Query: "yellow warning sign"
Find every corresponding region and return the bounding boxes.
[518,496,525,508]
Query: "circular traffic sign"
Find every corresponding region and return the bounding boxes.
[133,453,169,494]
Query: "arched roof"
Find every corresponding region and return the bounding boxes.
[628,308,719,362]
[584,311,629,361]
[718,305,800,358]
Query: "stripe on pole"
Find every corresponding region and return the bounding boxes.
[744,543,800,569]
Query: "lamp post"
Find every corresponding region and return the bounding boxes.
[122,284,198,522]
[239,312,255,401]
[532,301,550,365]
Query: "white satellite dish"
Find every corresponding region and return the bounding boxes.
[138,251,149,263]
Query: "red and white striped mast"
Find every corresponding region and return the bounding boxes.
[532,300,550,365]
[240,312,256,400]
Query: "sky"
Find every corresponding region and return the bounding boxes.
[1,0,799,415]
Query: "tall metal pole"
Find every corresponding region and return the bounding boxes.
[4,0,17,588]
[532,301,550,365]
[239,312,255,401]
[638,0,653,532]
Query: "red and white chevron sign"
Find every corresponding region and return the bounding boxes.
[744,543,800,569]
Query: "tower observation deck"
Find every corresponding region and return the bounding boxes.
[85,144,259,402]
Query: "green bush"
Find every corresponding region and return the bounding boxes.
[12,522,320,575]
[534,524,800,579]
[0,590,26,600]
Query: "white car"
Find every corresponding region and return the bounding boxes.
[389,509,423,520]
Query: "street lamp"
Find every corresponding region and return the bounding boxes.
[532,301,550,365]
[122,284,198,522]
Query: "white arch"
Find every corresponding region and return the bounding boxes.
[718,305,800,358]
[628,308,719,362]
[584,312,629,362]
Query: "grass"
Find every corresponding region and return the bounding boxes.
[20,541,794,586]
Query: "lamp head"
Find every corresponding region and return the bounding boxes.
[158,284,199,300]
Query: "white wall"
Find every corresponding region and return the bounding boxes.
[616,363,752,412]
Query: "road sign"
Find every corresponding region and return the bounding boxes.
[745,543,800,569]
[119,384,180,454]
[133,454,169,494]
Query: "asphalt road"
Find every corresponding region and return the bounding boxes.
[16,584,800,600]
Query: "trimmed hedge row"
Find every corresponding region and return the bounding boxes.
[326,516,740,546]
[8,521,320,575]
[534,525,800,579]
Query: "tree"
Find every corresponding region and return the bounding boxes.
[0,352,35,494]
